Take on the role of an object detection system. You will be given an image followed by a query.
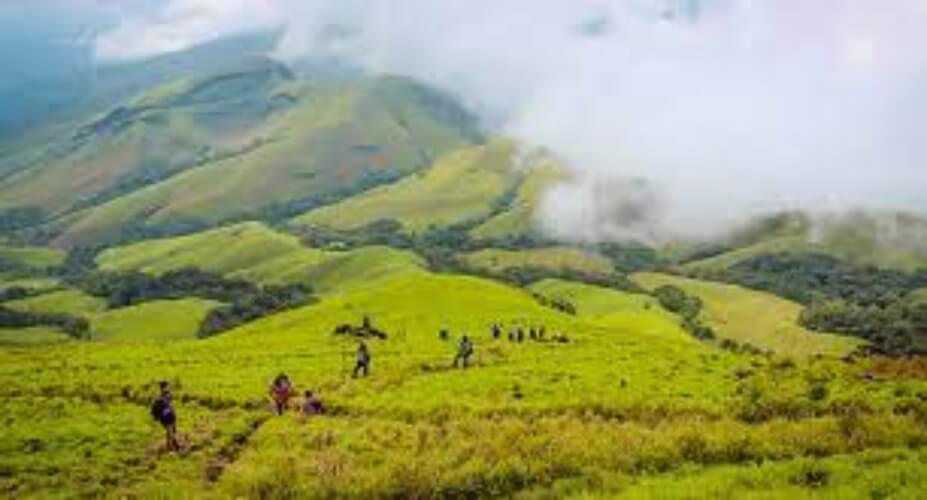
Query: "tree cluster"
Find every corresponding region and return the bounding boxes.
[0,306,90,339]
[653,284,716,341]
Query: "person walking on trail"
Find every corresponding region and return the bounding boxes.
[453,335,474,368]
[491,323,501,340]
[353,342,371,378]
[150,381,180,451]
[301,390,324,416]
[269,373,293,415]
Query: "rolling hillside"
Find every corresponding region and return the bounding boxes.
[0,244,65,269]
[49,75,481,248]
[90,299,221,342]
[6,289,107,317]
[0,56,296,216]
[462,247,614,276]
[469,160,567,240]
[293,140,521,232]
[633,272,863,358]
[2,270,924,497]
[96,221,426,294]
[0,28,925,499]
[683,212,927,273]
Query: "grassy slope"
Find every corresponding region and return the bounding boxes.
[4,288,217,343]
[53,76,479,247]
[0,271,923,497]
[96,221,425,294]
[0,57,293,216]
[529,278,662,317]
[6,289,107,316]
[0,277,60,293]
[463,247,614,276]
[601,447,927,499]
[684,212,927,272]
[90,299,220,342]
[294,140,518,231]
[0,245,66,269]
[0,327,72,347]
[633,273,861,358]
[470,162,567,240]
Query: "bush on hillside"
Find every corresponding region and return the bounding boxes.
[198,283,314,337]
[0,306,90,339]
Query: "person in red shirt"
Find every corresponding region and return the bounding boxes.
[269,373,293,415]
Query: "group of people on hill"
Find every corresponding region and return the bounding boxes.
[151,375,326,452]
[491,322,569,343]
[151,320,568,452]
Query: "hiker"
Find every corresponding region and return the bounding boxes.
[516,328,524,343]
[353,342,371,378]
[491,323,501,340]
[269,373,293,415]
[453,335,474,368]
[150,381,180,451]
[301,390,324,416]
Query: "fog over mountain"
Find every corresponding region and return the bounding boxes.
[8,0,927,242]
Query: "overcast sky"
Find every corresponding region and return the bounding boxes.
[6,1,927,241]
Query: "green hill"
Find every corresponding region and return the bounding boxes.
[1,270,924,497]
[469,159,567,240]
[5,289,107,317]
[684,212,927,272]
[633,272,862,358]
[0,244,65,270]
[462,247,614,276]
[0,326,72,347]
[294,140,519,232]
[294,141,567,239]
[529,278,661,317]
[90,298,220,342]
[0,57,296,217]
[48,75,481,248]
[96,221,426,294]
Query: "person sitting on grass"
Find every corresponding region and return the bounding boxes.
[150,381,180,451]
[353,342,371,378]
[453,335,474,368]
[301,390,325,416]
[269,373,293,415]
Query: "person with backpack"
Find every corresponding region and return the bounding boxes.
[269,373,293,415]
[150,381,180,451]
[453,335,474,368]
[353,342,371,378]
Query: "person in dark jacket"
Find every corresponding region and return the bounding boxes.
[150,381,180,451]
[353,342,371,378]
[453,335,474,368]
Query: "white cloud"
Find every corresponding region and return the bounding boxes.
[94,0,284,60]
